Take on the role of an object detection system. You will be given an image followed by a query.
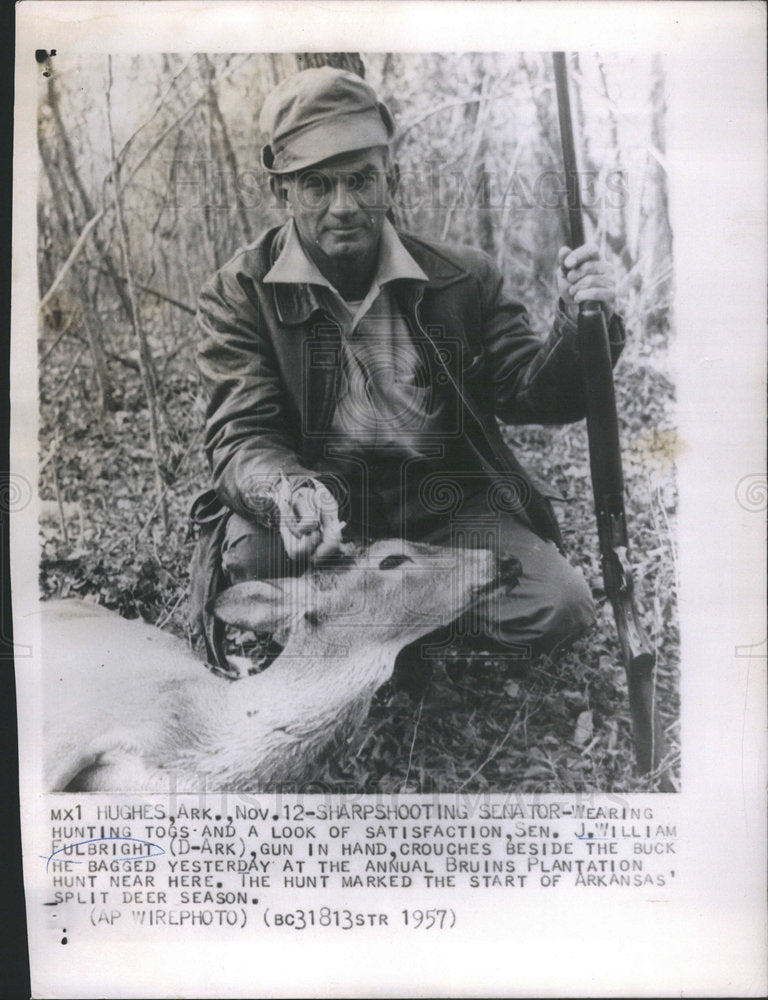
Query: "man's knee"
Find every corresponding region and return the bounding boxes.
[534,564,595,649]
[481,551,595,658]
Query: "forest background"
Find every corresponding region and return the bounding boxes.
[36,50,677,792]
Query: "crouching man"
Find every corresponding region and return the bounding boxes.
[192,66,624,669]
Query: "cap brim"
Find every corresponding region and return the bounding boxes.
[262,106,394,175]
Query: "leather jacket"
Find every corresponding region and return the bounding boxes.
[196,223,625,547]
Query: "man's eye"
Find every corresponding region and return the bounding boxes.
[299,174,330,198]
[378,554,414,570]
[347,172,378,192]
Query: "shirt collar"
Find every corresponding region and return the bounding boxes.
[263,218,428,290]
[375,218,429,285]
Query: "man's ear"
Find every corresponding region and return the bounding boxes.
[269,174,290,208]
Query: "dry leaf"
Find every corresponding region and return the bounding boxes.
[503,679,520,699]
[574,710,594,745]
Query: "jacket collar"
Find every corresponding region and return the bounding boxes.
[266,220,469,325]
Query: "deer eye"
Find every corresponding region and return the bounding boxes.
[378,554,414,570]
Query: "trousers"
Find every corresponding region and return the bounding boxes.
[221,489,595,662]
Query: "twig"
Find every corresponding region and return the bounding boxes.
[39,436,59,474]
[59,330,139,372]
[39,210,106,315]
[495,135,528,268]
[109,51,251,176]
[107,95,205,203]
[51,457,69,546]
[40,94,205,317]
[136,426,203,540]
[83,263,196,315]
[645,471,676,617]
[395,91,520,148]
[656,483,679,590]
[48,344,87,402]
[199,53,254,244]
[156,588,186,631]
[40,324,73,364]
[457,727,515,791]
[439,74,492,244]
[401,697,424,791]
[111,54,196,171]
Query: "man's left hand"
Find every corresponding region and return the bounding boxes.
[274,477,346,563]
[556,244,616,321]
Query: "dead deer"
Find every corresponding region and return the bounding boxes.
[42,540,521,793]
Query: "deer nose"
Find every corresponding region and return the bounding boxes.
[499,555,523,587]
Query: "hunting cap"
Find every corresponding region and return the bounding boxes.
[260,67,395,175]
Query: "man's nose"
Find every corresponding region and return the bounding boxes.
[328,177,359,215]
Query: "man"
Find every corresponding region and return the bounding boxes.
[194,66,623,667]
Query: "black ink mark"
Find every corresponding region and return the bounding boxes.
[42,836,165,873]
[35,49,57,77]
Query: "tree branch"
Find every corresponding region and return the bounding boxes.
[83,263,196,315]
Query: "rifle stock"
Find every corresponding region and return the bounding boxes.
[553,54,674,788]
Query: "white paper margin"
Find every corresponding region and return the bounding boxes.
[11,2,767,997]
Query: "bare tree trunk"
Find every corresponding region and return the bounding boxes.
[268,54,283,87]
[644,54,674,329]
[197,104,222,272]
[105,56,169,534]
[595,56,633,273]
[45,73,135,322]
[38,133,115,412]
[80,309,113,412]
[295,53,365,77]
[199,54,254,245]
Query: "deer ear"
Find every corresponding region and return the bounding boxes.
[209,579,298,631]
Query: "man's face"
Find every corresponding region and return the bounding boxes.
[275,146,391,265]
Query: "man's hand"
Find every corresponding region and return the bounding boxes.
[274,477,345,562]
[556,244,616,321]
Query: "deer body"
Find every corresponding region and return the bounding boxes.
[42,540,520,792]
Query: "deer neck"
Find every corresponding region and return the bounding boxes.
[248,627,402,722]
[217,626,406,785]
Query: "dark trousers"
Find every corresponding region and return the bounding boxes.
[221,490,594,662]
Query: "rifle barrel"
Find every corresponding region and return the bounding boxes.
[553,52,586,250]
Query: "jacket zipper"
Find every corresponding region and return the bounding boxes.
[412,291,503,471]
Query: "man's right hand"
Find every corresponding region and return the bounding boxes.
[275,479,344,562]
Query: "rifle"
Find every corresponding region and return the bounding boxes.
[552,52,673,789]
